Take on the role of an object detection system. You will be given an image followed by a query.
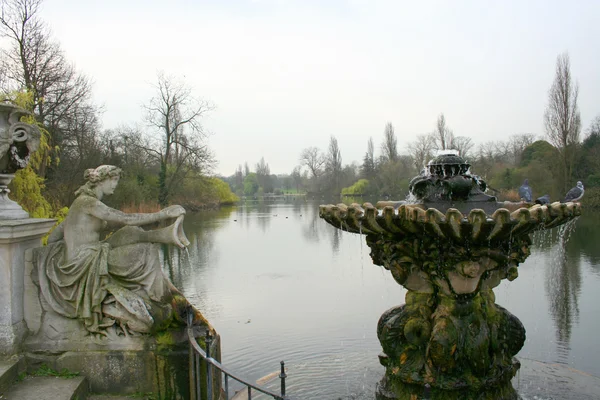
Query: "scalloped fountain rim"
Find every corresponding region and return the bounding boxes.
[319,201,581,244]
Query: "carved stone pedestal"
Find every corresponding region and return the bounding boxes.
[0,218,55,355]
[320,201,581,400]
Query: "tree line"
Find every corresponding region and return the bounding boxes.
[228,52,598,208]
[0,0,237,218]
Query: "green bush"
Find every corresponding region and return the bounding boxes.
[173,175,239,209]
[210,177,240,204]
[341,179,370,195]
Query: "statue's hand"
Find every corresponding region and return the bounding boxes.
[162,205,186,219]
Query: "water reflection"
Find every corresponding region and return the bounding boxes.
[302,200,324,244]
[567,213,600,273]
[542,221,581,365]
[330,227,341,254]
[173,201,600,399]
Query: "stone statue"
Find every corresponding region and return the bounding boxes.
[35,165,195,337]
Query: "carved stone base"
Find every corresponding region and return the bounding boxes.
[24,328,220,398]
[375,369,521,400]
[376,290,525,400]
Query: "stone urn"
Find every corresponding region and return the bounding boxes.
[0,102,41,219]
[319,152,581,400]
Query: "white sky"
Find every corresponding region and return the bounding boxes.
[41,0,600,176]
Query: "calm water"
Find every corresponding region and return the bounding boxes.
[169,199,600,399]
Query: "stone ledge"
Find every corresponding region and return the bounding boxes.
[0,219,55,243]
[1,375,88,400]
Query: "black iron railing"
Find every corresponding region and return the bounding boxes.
[187,312,291,400]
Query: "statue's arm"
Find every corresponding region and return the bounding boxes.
[47,222,65,243]
[89,200,184,226]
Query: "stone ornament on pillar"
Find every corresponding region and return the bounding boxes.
[0,102,42,220]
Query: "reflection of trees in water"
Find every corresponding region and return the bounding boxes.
[567,214,600,274]
[330,227,341,254]
[302,201,323,243]
[543,220,581,358]
[163,207,235,297]
[300,200,344,253]
[243,200,272,233]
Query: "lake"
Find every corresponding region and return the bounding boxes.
[171,199,600,399]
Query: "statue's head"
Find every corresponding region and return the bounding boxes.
[75,165,122,198]
[83,165,122,187]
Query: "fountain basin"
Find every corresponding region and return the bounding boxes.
[319,200,581,400]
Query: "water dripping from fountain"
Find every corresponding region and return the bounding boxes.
[358,221,365,276]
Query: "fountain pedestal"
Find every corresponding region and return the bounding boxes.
[371,228,529,400]
[321,152,581,399]
[321,201,579,399]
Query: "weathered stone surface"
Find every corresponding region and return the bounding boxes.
[320,165,581,399]
[16,165,219,398]
[24,324,219,398]
[1,375,88,400]
[32,165,199,338]
[0,218,55,355]
[0,356,25,394]
[0,103,42,220]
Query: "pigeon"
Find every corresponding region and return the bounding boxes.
[518,179,533,202]
[563,181,584,202]
[535,194,551,205]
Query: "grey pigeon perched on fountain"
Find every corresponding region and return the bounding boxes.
[518,179,533,202]
[563,181,585,202]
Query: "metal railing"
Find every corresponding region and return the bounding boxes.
[187,312,291,400]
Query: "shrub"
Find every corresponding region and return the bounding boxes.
[341,179,370,195]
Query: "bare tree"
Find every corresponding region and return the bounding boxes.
[255,157,271,192]
[326,136,342,192]
[451,136,474,159]
[408,134,433,171]
[381,122,398,162]
[508,133,536,165]
[234,164,243,191]
[299,146,325,193]
[299,146,325,179]
[143,72,214,206]
[544,52,581,190]
[431,113,454,151]
[291,166,302,192]
[361,136,376,179]
[0,0,95,178]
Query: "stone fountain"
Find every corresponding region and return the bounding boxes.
[319,151,581,400]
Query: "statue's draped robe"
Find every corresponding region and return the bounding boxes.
[35,240,169,333]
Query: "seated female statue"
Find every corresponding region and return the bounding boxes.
[36,165,196,336]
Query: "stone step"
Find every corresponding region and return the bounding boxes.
[0,357,23,395]
[1,375,88,400]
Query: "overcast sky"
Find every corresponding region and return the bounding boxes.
[41,0,600,176]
